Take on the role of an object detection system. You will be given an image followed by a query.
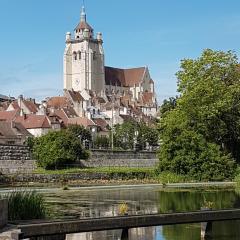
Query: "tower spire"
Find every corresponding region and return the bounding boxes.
[80,4,86,22]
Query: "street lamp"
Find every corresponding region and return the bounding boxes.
[134,130,139,151]
[91,127,96,149]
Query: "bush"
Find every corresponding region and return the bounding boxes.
[6,190,46,221]
[158,129,236,181]
[33,130,89,169]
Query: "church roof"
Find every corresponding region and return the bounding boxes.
[105,66,146,87]
[75,21,93,31]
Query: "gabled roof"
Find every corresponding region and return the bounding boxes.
[93,118,109,132]
[0,110,19,121]
[15,115,51,129]
[105,66,146,87]
[0,121,31,137]
[66,90,84,103]
[47,97,71,109]
[9,100,38,113]
[68,117,96,128]
[23,100,38,113]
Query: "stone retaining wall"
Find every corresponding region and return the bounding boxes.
[3,171,154,183]
[0,145,31,161]
[0,145,35,174]
[0,160,36,174]
[0,199,8,229]
[77,150,158,168]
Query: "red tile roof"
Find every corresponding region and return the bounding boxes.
[66,90,84,103]
[0,110,19,121]
[68,117,96,128]
[0,121,31,137]
[93,118,109,132]
[105,66,146,87]
[75,21,93,31]
[23,100,38,113]
[15,115,51,129]
[47,97,71,109]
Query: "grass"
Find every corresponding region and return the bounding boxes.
[5,190,47,221]
[33,167,156,175]
[33,167,193,183]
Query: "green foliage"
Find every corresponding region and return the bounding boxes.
[6,190,46,221]
[33,130,87,170]
[25,136,35,151]
[154,171,188,184]
[67,124,92,142]
[160,96,178,117]
[94,135,110,149]
[114,120,159,150]
[158,49,239,180]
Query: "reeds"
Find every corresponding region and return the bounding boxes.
[6,190,46,221]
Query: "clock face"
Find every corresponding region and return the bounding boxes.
[75,79,80,86]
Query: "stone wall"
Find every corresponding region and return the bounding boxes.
[0,145,31,161]
[0,199,8,229]
[0,160,36,174]
[0,144,36,174]
[80,150,158,168]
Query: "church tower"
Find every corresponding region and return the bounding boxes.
[63,6,105,94]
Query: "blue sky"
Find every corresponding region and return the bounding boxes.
[0,0,240,102]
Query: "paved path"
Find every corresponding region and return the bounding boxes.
[0,182,236,193]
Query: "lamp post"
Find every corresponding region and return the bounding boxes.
[91,127,96,149]
[134,130,139,151]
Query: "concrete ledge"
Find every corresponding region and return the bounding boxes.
[0,199,8,229]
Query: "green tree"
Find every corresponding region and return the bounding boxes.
[94,135,110,149]
[113,120,159,150]
[158,49,239,180]
[33,130,87,169]
[67,124,92,142]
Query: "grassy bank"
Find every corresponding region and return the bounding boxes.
[32,167,191,184]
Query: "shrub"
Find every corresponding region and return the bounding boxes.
[6,190,46,221]
[33,130,89,169]
[158,129,236,181]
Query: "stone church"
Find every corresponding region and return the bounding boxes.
[63,6,157,118]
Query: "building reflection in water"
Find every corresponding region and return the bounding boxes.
[66,227,157,240]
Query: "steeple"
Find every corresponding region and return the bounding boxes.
[80,6,86,22]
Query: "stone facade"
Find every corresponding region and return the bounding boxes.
[64,7,105,94]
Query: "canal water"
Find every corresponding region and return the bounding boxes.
[37,185,240,240]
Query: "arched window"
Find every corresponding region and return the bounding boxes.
[93,51,97,60]
[78,51,81,60]
[73,52,77,61]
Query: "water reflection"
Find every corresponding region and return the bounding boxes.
[42,186,240,240]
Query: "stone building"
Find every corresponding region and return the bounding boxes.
[63,6,158,119]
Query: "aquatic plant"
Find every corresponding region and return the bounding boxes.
[119,202,128,215]
[6,190,47,221]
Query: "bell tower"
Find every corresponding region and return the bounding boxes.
[63,6,105,94]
